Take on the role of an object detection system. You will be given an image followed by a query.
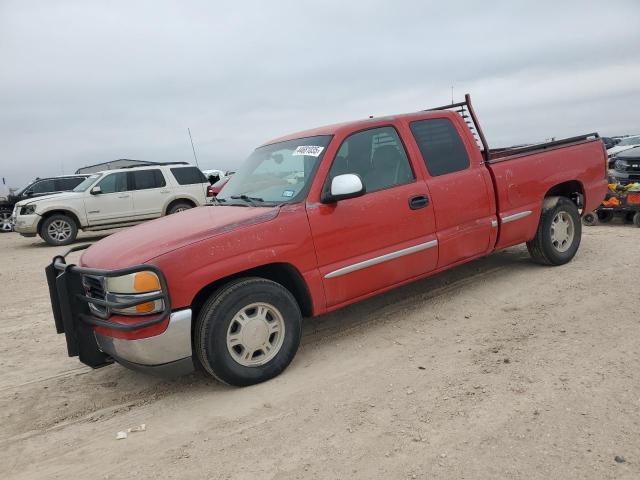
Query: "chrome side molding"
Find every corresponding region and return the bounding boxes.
[500,210,532,224]
[325,240,438,279]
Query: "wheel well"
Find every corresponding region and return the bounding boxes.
[190,263,313,322]
[38,210,80,235]
[166,198,196,214]
[544,180,584,208]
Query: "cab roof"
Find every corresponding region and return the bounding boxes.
[262,110,452,146]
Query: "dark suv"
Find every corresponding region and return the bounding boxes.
[0,175,90,232]
[612,147,640,185]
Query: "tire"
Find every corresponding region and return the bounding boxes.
[194,277,302,386]
[633,212,640,227]
[167,201,193,215]
[596,210,614,223]
[0,207,13,232]
[527,197,582,266]
[582,212,597,227]
[39,214,78,246]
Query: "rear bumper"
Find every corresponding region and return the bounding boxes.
[95,308,194,374]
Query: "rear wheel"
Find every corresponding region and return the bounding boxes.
[633,212,640,227]
[582,212,597,227]
[596,210,614,223]
[527,197,581,266]
[0,208,13,232]
[194,277,302,386]
[40,214,78,246]
[167,201,193,215]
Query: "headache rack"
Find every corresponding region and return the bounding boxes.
[426,93,600,163]
[426,93,490,162]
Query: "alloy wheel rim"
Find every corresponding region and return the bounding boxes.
[550,211,574,252]
[48,220,72,241]
[0,212,12,232]
[226,302,285,367]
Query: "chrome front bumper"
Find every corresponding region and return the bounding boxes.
[95,308,194,376]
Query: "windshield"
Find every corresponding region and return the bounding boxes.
[619,137,640,146]
[73,174,102,192]
[217,135,332,205]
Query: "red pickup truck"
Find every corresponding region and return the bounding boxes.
[46,95,608,386]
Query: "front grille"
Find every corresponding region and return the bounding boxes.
[82,275,107,316]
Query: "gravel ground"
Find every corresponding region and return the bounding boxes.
[1,223,639,480]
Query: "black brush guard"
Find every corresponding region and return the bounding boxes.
[45,244,171,368]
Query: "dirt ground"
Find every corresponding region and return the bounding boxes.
[1,222,639,480]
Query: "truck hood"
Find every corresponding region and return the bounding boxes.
[80,205,280,269]
[16,191,82,207]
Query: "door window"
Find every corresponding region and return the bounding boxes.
[410,118,470,176]
[30,179,57,194]
[327,126,414,193]
[132,169,166,190]
[98,172,129,194]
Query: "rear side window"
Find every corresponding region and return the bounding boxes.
[30,179,57,194]
[410,119,470,176]
[132,169,166,190]
[170,167,207,185]
[56,177,86,190]
[98,172,129,194]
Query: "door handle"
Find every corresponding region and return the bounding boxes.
[117,194,130,199]
[409,195,429,210]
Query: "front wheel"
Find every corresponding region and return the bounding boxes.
[0,208,13,232]
[40,214,78,246]
[527,197,581,266]
[194,277,302,386]
[633,212,640,227]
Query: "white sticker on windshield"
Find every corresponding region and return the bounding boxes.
[282,190,294,197]
[293,145,324,157]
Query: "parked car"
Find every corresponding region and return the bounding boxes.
[611,147,640,184]
[601,136,620,150]
[46,94,607,386]
[206,175,231,198]
[607,135,640,158]
[0,174,90,233]
[12,163,208,245]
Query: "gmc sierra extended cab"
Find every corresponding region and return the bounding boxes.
[46,95,608,386]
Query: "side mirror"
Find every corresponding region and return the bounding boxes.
[24,190,33,197]
[321,173,365,203]
[90,186,102,195]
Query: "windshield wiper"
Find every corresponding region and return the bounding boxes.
[230,194,264,205]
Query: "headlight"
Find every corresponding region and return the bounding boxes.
[107,271,164,315]
[84,271,164,316]
[615,159,626,171]
[20,205,36,215]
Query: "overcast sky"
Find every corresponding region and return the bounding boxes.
[1,0,639,188]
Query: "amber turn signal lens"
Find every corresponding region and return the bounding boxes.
[135,301,156,313]
[133,272,161,292]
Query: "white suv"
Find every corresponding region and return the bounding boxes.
[12,163,209,246]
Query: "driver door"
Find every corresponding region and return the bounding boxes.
[85,172,135,225]
[306,126,438,308]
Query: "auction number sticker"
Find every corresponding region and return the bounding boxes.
[293,146,324,157]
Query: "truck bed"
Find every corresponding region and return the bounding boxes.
[487,136,608,250]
